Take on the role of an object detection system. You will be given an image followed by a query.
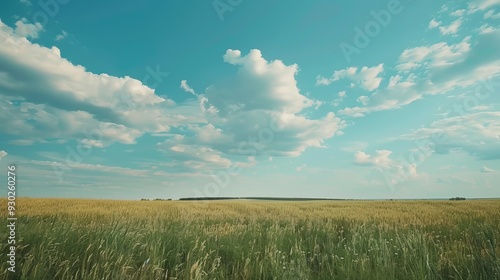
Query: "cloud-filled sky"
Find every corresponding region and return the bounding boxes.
[0,0,499,199]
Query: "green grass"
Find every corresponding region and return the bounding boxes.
[1,198,499,279]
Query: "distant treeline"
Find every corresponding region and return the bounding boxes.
[177,197,350,201]
[141,197,471,201]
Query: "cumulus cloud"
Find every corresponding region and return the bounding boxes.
[0,20,203,146]
[316,64,384,91]
[13,18,43,39]
[174,49,345,157]
[1,18,345,174]
[209,49,314,115]
[1,19,347,175]
[154,50,346,171]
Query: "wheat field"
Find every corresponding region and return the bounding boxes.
[1,198,499,279]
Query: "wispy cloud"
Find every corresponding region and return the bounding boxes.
[0,150,7,160]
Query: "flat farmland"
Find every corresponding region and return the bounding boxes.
[1,198,499,280]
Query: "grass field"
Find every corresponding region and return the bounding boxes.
[1,198,500,280]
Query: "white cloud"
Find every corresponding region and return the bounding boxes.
[439,19,463,35]
[398,36,471,67]
[400,112,500,160]
[354,150,392,167]
[13,18,43,39]
[50,46,61,57]
[153,49,347,172]
[396,61,419,72]
[180,80,196,95]
[1,20,345,173]
[316,64,384,91]
[0,150,7,160]
[438,4,449,13]
[357,96,369,106]
[331,91,347,107]
[157,140,233,172]
[55,30,68,41]
[478,24,497,34]
[450,9,466,17]
[388,75,414,88]
[354,150,423,186]
[215,49,314,114]
[0,20,203,146]
[484,9,500,18]
[468,0,500,13]
[339,30,500,117]
[480,166,495,173]
[197,49,345,156]
[430,9,463,34]
[428,19,441,29]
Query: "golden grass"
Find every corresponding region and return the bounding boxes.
[1,198,499,279]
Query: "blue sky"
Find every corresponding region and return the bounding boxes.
[0,0,499,200]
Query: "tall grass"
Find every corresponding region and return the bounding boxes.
[1,199,499,279]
